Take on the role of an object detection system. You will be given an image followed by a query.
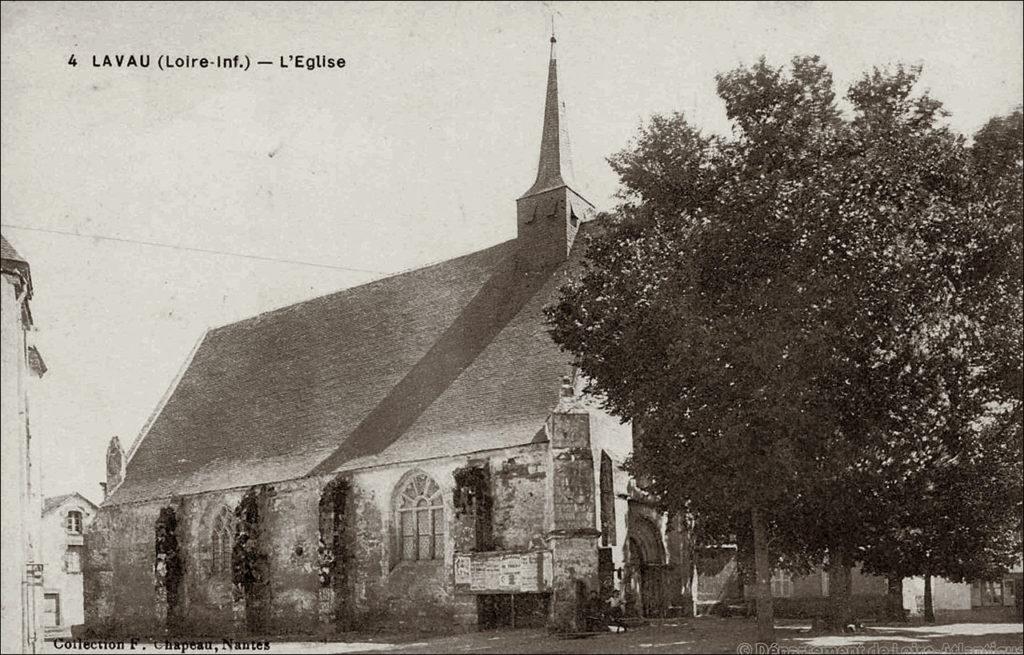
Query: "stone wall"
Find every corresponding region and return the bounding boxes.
[83,499,165,635]
[769,594,889,620]
[85,442,550,637]
[545,406,602,631]
[490,455,547,551]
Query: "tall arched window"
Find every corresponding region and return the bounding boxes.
[210,508,234,576]
[396,472,444,561]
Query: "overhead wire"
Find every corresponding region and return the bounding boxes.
[0,223,390,275]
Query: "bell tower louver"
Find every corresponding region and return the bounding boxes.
[516,33,594,268]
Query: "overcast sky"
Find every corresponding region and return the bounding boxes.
[2,1,1022,505]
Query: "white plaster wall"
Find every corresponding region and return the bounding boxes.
[41,500,96,632]
[588,407,634,589]
[0,275,43,652]
[1,277,26,650]
[902,576,972,613]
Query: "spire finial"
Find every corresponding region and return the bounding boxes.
[549,15,557,58]
[521,23,575,198]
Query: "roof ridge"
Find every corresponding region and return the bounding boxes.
[206,239,515,334]
[43,492,97,513]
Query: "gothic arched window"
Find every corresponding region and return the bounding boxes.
[396,472,444,561]
[210,508,234,576]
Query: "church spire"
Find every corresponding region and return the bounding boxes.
[515,30,593,268]
[521,29,575,198]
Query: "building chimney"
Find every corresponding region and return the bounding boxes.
[559,376,574,399]
[106,435,125,494]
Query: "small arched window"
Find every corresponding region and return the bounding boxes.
[66,511,83,535]
[210,508,234,576]
[396,472,444,561]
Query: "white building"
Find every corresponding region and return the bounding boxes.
[1,234,46,653]
[41,494,98,638]
[903,565,1024,619]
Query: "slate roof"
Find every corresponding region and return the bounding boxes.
[1,233,30,283]
[43,493,97,514]
[1,234,26,264]
[1,233,33,318]
[107,229,592,505]
[522,37,575,199]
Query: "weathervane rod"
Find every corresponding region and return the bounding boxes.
[549,12,557,59]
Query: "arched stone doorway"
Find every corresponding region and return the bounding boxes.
[623,517,668,618]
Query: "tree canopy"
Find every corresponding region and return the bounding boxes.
[545,56,1023,637]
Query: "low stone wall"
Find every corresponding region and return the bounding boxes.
[754,594,889,620]
[934,606,1023,623]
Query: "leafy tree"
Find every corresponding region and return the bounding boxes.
[862,414,1023,621]
[545,59,1022,642]
[858,109,1024,622]
[779,89,1023,629]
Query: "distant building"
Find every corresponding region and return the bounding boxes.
[750,566,889,618]
[971,564,1023,615]
[41,494,98,638]
[902,563,1023,620]
[699,553,1022,620]
[1,234,46,653]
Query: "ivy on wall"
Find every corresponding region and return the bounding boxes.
[316,535,336,588]
[232,487,265,589]
[232,485,272,632]
[154,506,184,630]
[453,464,493,551]
[318,476,350,589]
[318,475,352,628]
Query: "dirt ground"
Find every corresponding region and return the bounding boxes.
[345,617,1024,654]
[42,617,1024,654]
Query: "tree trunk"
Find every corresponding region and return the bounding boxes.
[751,508,775,646]
[885,575,906,623]
[923,573,935,623]
[827,554,853,632]
[682,514,699,618]
[689,560,699,618]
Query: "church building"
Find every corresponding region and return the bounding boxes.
[84,37,690,637]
